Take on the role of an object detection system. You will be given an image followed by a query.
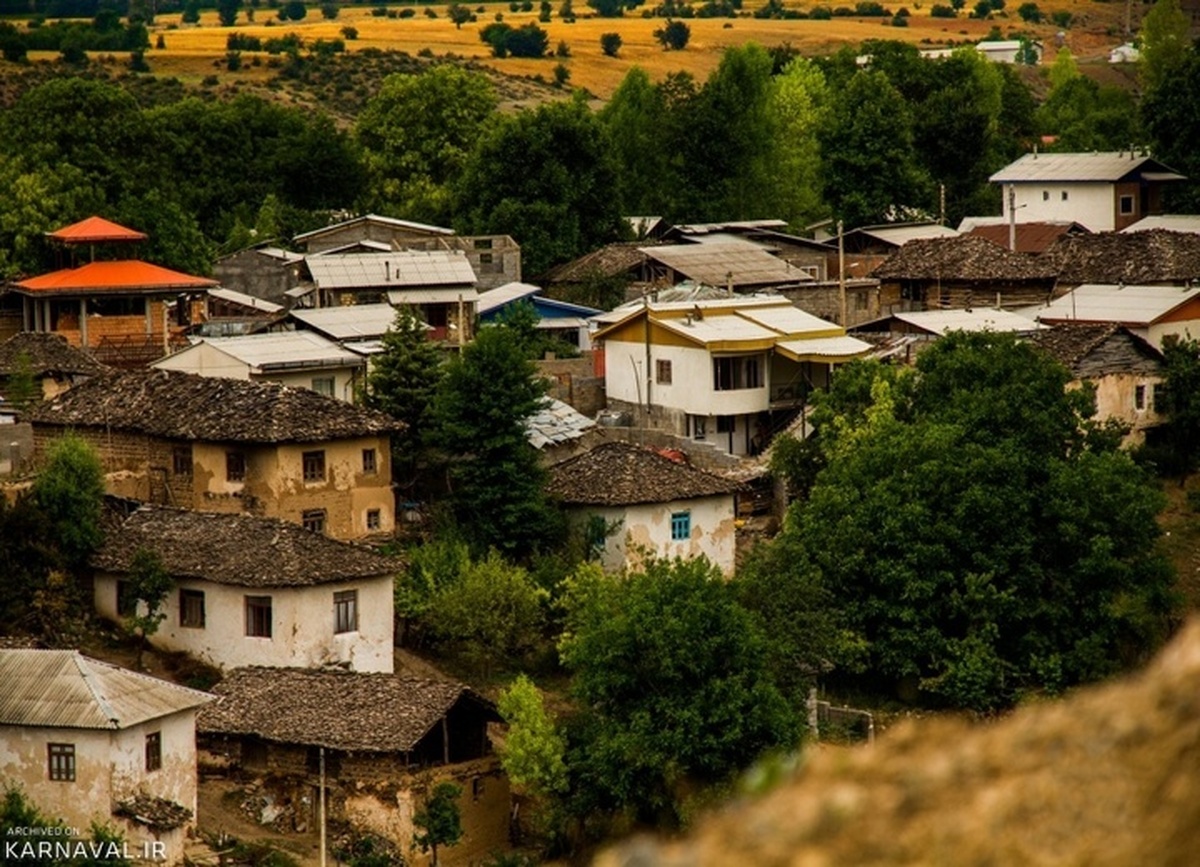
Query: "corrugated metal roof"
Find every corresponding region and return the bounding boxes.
[670,219,789,234]
[1121,215,1200,234]
[737,305,844,336]
[386,288,479,305]
[208,287,285,314]
[526,398,596,449]
[307,251,476,291]
[294,214,454,242]
[858,224,960,246]
[775,335,873,362]
[290,304,399,340]
[659,315,781,347]
[890,308,1046,335]
[309,239,393,256]
[991,152,1181,183]
[640,244,810,287]
[1036,283,1200,325]
[477,282,545,315]
[0,649,211,730]
[200,331,364,371]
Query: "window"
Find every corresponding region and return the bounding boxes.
[478,252,494,265]
[472,776,485,801]
[172,446,192,476]
[366,509,382,531]
[1120,194,1135,215]
[145,732,162,772]
[716,415,735,434]
[670,511,691,541]
[180,589,205,629]
[302,450,326,483]
[1135,384,1147,411]
[656,359,673,384]
[1061,190,1069,201]
[226,451,246,483]
[362,448,377,474]
[303,509,327,535]
[48,744,75,782]
[334,589,358,634]
[1042,190,1050,201]
[311,377,335,397]
[117,580,137,617]
[692,415,707,441]
[245,596,272,638]
[713,356,762,391]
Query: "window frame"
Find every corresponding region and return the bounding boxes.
[180,588,206,629]
[48,743,75,782]
[226,451,246,483]
[670,511,691,541]
[366,509,382,531]
[311,376,335,398]
[245,595,273,639]
[302,509,327,535]
[1135,383,1147,411]
[172,445,193,477]
[116,580,137,618]
[656,359,673,385]
[334,589,358,634]
[1120,194,1135,216]
[362,448,377,475]
[145,731,162,773]
[302,450,326,484]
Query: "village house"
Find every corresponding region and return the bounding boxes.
[153,331,367,402]
[305,250,477,343]
[92,505,397,672]
[287,302,400,346]
[991,152,1187,232]
[872,234,1060,311]
[477,281,601,351]
[9,217,218,367]
[957,218,1090,254]
[1031,323,1165,445]
[1121,215,1200,235]
[660,220,833,281]
[541,241,661,300]
[1031,283,1200,349]
[853,308,1047,339]
[198,667,507,866]
[1047,229,1200,287]
[546,441,742,575]
[820,222,960,279]
[0,332,106,405]
[593,296,872,456]
[193,287,285,338]
[0,649,212,865]
[637,243,814,292]
[26,369,401,540]
[212,243,306,305]
[293,214,522,292]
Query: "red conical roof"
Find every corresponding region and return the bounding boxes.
[47,216,148,244]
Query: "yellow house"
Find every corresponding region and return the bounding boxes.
[27,369,402,541]
[593,296,872,456]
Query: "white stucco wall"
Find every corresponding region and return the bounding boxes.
[154,343,362,402]
[0,711,199,864]
[1146,320,1200,349]
[95,574,395,673]
[1002,182,1115,231]
[605,340,770,417]
[574,494,738,576]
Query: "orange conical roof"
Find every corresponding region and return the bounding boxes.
[47,216,148,244]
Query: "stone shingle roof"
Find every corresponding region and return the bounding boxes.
[198,667,498,753]
[1048,229,1200,286]
[1030,323,1162,378]
[547,442,741,506]
[25,369,403,443]
[0,333,107,377]
[872,236,1057,282]
[541,242,658,283]
[92,506,399,588]
[526,398,596,449]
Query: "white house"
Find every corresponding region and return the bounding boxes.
[1032,283,1200,349]
[547,441,742,575]
[593,297,871,456]
[153,331,366,401]
[975,39,1042,64]
[991,152,1187,232]
[92,505,398,673]
[0,649,212,865]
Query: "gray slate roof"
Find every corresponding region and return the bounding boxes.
[92,506,399,587]
[0,332,107,377]
[198,667,497,753]
[547,442,741,506]
[26,369,403,443]
[525,398,596,449]
[1048,229,1200,285]
[0,649,211,730]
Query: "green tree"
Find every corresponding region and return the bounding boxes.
[356,66,496,222]
[281,0,308,20]
[600,31,622,56]
[218,0,242,25]
[413,782,463,867]
[364,307,445,480]
[1,787,131,867]
[1139,0,1190,92]
[427,550,548,676]
[182,0,201,23]
[653,19,690,50]
[767,56,829,226]
[599,66,671,217]
[780,333,1177,710]
[121,548,173,668]
[560,559,799,826]
[1143,50,1200,212]
[431,325,561,557]
[497,675,568,797]
[4,350,38,413]
[31,433,105,572]
[447,2,473,27]
[1155,336,1200,479]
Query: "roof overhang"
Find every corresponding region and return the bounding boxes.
[775,335,874,363]
[387,288,479,305]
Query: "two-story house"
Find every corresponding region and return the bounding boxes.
[593,297,872,456]
[26,369,402,540]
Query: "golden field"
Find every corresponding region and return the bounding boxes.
[73,0,1131,98]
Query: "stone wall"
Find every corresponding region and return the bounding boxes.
[536,354,605,417]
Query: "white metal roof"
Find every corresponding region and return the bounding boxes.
[890,308,1047,335]
[386,288,479,306]
[208,287,284,314]
[775,335,874,363]
[307,250,476,290]
[737,304,847,336]
[200,331,364,371]
[1036,284,1200,325]
[640,243,811,287]
[294,213,454,242]
[476,281,543,315]
[858,224,960,245]
[525,397,596,450]
[290,303,399,340]
[1121,215,1200,235]
[670,219,789,234]
[0,649,211,730]
[309,239,394,255]
[990,152,1182,184]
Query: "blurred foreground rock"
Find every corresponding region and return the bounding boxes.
[597,617,1200,867]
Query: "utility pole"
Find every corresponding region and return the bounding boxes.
[837,220,847,327]
[319,747,327,867]
[1008,184,1017,252]
[643,291,651,418]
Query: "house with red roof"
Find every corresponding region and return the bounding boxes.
[10,217,216,366]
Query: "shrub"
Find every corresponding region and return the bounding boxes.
[600,30,622,55]
[341,24,358,38]
[320,2,339,18]
[1050,9,1070,26]
[891,10,907,23]
[1017,1,1040,21]
[855,0,889,14]
[556,38,570,55]
[809,4,832,17]
[553,61,569,86]
[281,0,307,19]
[930,3,955,15]
[653,17,689,48]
